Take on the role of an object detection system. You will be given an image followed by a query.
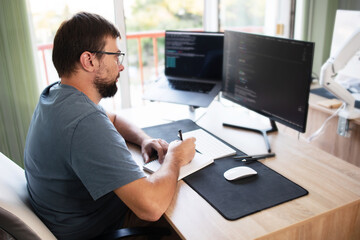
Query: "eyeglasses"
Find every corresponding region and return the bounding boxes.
[90,51,125,65]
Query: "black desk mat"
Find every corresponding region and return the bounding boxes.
[143,119,308,220]
[310,87,338,99]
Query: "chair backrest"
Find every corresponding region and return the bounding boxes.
[0,152,56,240]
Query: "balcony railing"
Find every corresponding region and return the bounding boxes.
[126,31,165,87]
[37,43,55,86]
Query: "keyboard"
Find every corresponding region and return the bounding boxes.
[168,80,215,93]
[182,129,236,160]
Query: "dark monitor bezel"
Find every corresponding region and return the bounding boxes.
[221,30,314,133]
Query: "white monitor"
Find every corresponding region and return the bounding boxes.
[331,10,360,55]
[331,10,360,91]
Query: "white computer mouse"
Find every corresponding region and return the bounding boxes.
[223,166,257,181]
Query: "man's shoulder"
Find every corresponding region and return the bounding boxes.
[35,82,108,136]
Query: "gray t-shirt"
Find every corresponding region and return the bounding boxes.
[24,82,145,239]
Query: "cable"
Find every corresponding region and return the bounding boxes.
[306,102,346,142]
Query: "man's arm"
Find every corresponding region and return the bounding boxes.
[107,111,149,146]
[107,111,196,221]
[114,138,196,222]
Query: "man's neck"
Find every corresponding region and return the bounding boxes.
[60,74,101,104]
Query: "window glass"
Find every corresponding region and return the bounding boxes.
[220,0,266,33]
[123,0,204,107]
[29,0,116,109]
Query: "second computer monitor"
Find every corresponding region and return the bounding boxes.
[222,30,314,133]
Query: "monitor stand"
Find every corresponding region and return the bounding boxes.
[188,105,207,121]
[160,104,207,122]
[223,119,278,153]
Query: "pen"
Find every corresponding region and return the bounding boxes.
[177,130,201,153]
[178,129,183,141]
[233,153,275,159]
[240,157,266,163]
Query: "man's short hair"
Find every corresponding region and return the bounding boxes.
[52,12,120,78]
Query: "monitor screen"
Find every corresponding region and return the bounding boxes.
[222,30,314,132]
[165,30,224,81]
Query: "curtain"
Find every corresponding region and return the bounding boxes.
[0,0,39,167]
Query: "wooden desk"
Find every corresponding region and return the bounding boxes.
[120,101,360,240]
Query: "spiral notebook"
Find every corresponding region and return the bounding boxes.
[182,129,236,159]
[143,152,213,180]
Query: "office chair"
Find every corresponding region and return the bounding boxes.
[0,152,170,240]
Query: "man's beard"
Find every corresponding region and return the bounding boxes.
[94,75,119,98]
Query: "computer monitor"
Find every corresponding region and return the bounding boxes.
[222,30,314,152]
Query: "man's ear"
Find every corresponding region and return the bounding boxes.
[79,51,97,72]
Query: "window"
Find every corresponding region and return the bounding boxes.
[220,0,294,37]
[123,0,204,107]
[29,0,293,110]
[29,0,118,110]
[220,0,266,33]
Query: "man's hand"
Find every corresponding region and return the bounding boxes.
[165,137,196,167]
[141,138,169,163]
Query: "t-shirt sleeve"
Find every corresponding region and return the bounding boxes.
[70,111,145,200]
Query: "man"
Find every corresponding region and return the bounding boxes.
[24,12,195,240]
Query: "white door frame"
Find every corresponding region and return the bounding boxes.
[114,0,131,108]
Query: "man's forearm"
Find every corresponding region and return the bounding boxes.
[107,112,150,145]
